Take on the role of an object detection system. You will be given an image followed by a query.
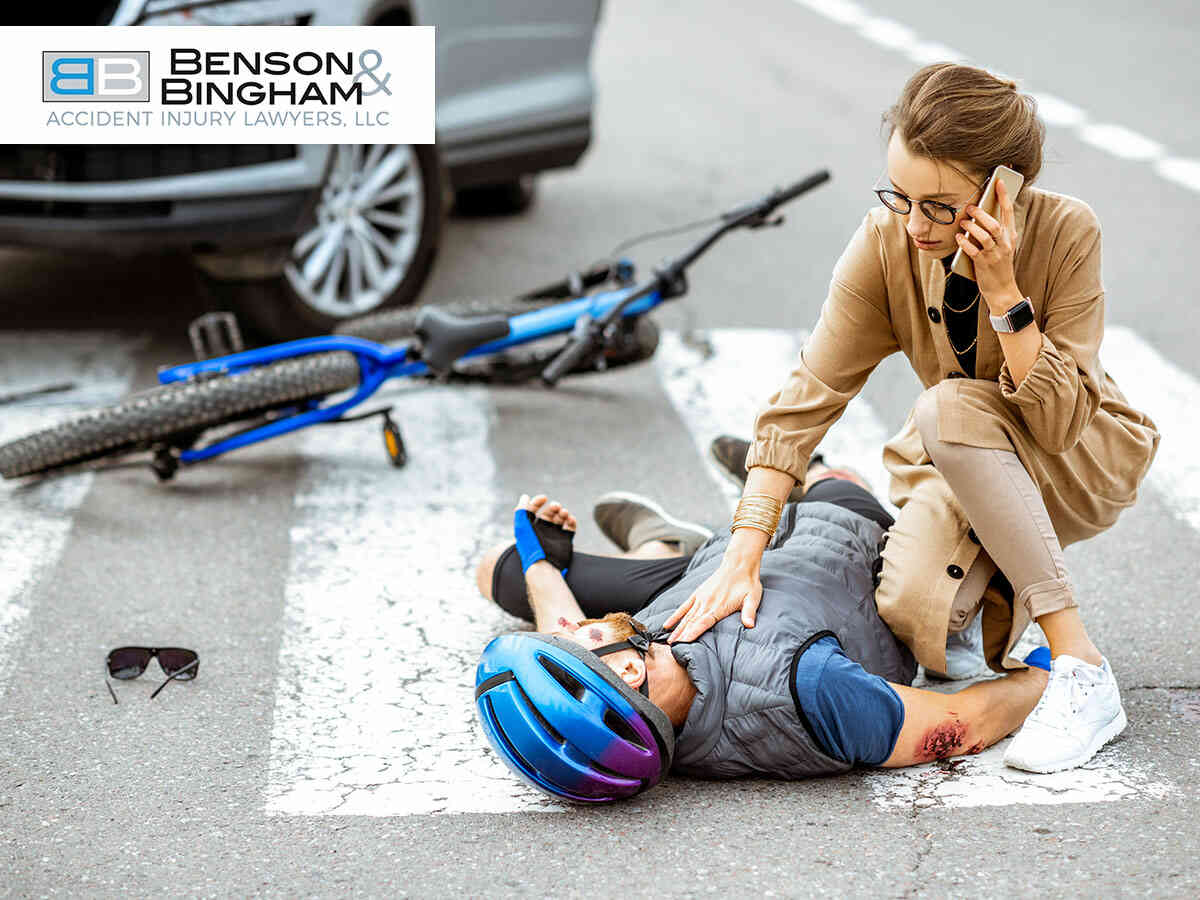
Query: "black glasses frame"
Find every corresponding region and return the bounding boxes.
[873,173,983,225]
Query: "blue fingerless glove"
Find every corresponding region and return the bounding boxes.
[514,509,547,572]
[513,511,574,574]
[1024,646,1052,672]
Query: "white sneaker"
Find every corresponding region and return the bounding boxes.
[1003,655,1127,773]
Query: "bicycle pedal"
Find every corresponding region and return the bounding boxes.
[382,413,407,468]
[150,445,180,482]
[188,311,245,360]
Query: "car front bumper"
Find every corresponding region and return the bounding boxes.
[0,143,330,253]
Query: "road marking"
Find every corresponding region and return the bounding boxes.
[789,0,1197,192]
[1078,123,1164,161]
[1102,325,1200,532]
[264,383,560,816]
[857,17,915,49]
[655,328,895,514]
[1156,157,1200,193]
[906,41,966,66]
[1028,92,1088,128]
[0,332,143,692]
[866,735,1172,809]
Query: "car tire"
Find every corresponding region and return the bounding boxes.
[198,144,443,342]
[453,174,537,217]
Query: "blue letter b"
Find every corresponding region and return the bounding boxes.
[50,58,94,95]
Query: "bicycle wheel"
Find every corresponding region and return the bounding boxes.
[0,352,360,479]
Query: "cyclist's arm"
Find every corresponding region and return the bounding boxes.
[882,668,1048,767]
[525,561,586,634]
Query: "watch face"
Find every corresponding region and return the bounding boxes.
[1008,298,1035,332]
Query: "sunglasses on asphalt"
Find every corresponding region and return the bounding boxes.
[105,647,199,702]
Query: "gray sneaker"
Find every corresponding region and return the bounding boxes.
[592,491,714,555]
[708,436,809,503]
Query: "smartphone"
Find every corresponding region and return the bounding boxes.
[950,164,1025,280]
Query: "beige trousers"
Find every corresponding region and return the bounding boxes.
[872,379,1144,673]
[913,393,1078,635]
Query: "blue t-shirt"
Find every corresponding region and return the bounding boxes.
[793,635,905,766]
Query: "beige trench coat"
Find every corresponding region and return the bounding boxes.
[746,186,1160,672]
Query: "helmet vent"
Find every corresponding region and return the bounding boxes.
[515,680,566,745]
[604,708,648,751]
[538,655,587,701]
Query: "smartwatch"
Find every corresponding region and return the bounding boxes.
[989,297,1035,334]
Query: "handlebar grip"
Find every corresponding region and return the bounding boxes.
[541,336,597,386]
[771,170,831,207]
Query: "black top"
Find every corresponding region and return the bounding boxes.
[939,254,979,378]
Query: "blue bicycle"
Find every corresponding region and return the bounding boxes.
[0,171,830,481]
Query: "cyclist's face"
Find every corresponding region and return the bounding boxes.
[885,132,982,256]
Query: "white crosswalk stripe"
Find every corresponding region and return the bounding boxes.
[263,383,559,816]
[0,332,143,693]
[654,328,896,514]
[1101,325,1200,532]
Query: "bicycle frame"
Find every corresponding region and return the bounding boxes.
[147,170,831,468]
[156,275,661,464]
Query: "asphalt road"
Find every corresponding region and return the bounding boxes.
[2,0,1199,896]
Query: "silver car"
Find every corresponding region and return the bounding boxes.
[1,1,602,338]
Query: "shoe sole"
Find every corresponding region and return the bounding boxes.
[592,490,714,552]
[1003,706,1128,774]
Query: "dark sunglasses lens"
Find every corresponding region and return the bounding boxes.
[107,647,152,679]
[157,649,199,680]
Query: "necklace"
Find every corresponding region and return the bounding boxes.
[942,289,980,314]
[943,291,979,355]
[948,332,978,355]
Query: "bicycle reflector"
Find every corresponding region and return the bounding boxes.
[474,633,674,803]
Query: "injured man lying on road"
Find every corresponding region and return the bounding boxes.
[471,461,1053,802]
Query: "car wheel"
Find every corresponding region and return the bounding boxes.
[453,174,537,217]
[200,143,442,341]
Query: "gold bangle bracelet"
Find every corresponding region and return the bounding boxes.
[731,493,783,536]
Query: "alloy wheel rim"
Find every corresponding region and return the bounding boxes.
[286,144,424,317]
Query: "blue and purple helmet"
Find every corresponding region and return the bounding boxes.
[474,632,675,803]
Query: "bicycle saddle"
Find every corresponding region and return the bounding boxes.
[414,307,511,374]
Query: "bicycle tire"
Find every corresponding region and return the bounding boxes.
[0,352,360,479]
[333,295,566,343]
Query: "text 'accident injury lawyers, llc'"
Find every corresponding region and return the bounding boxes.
[1,26,434,144]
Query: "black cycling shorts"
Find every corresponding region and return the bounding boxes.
[490,478,893,624]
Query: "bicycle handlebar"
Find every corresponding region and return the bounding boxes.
[539,324,605,384]
[541,169,832,386]
[768,169,832,210]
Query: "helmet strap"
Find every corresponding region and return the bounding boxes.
[593,626,670,699]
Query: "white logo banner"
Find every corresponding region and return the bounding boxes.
[3,26,434,143]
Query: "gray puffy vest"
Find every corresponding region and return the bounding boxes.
[636,501,917,780]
